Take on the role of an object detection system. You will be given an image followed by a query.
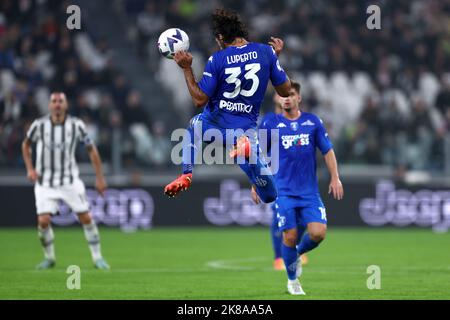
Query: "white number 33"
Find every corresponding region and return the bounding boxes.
[223,63,261,99]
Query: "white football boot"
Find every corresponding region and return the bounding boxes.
[287,279,306,295]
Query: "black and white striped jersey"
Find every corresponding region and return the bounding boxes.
[26,115,93,187]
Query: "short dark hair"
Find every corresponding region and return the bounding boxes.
[50,91,65,96]
[291,81,301,94]
[49,91,67,99]
[211,8,249,44]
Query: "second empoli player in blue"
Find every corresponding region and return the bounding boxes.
[256,81,344,295]
[164,9,291,201]
[259,97,309,271]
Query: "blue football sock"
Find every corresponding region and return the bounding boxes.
[233,133,277,203]
[239,159,277,203]
[296,224,307,248]
[297,233,319,256]
[182,115,202,174]
[282,243,298,280]
[271,213,282,259]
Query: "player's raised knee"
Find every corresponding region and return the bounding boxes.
[78,212,92,225]
[309,225,326,243]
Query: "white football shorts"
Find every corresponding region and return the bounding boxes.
[34,179,90,215]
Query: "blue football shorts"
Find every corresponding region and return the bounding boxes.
[275,194,327,231]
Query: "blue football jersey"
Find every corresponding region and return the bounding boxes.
[258,111,278,155]
[198,42,287,130]
[259,112,333,197]
[258,111,278,128]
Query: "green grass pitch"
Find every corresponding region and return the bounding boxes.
[0,227,449,299]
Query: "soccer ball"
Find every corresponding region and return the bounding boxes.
[157,28,190,59]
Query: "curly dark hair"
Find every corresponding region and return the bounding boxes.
[211,8,249,44]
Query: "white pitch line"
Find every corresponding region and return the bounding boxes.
[205,257,450,273]
[20,267,213,273]
[206,256,273,271]
[8,263,450,274]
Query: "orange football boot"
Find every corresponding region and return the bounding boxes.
[229,136,251,159]
[164,173,192,198]
[300,254,308,266]
[273,257,285,271]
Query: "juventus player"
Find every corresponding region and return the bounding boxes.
[22,92,110,270]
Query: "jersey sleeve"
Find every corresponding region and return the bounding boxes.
[315,116,333,155]
[26,120,40,143]
[268,46,288,87]
[198,55,218,98]
[76,119,94,146]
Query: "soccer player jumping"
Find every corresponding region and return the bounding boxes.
[164,8,291,202]
[22,92,110,270]
[256,82,344,295]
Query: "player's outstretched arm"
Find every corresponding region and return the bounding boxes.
[324,149,344,200]
[86,144,107,196]
[21,138,38,182]
[274,79,291,98]
[173,50,209,108]
[269,37,290,97]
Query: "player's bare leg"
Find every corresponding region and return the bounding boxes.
[307,222,327,243]
[78,212,110,269]
[36,213,56,269]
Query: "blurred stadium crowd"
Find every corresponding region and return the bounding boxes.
[1,0,450,174]
[0,0,171,169]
